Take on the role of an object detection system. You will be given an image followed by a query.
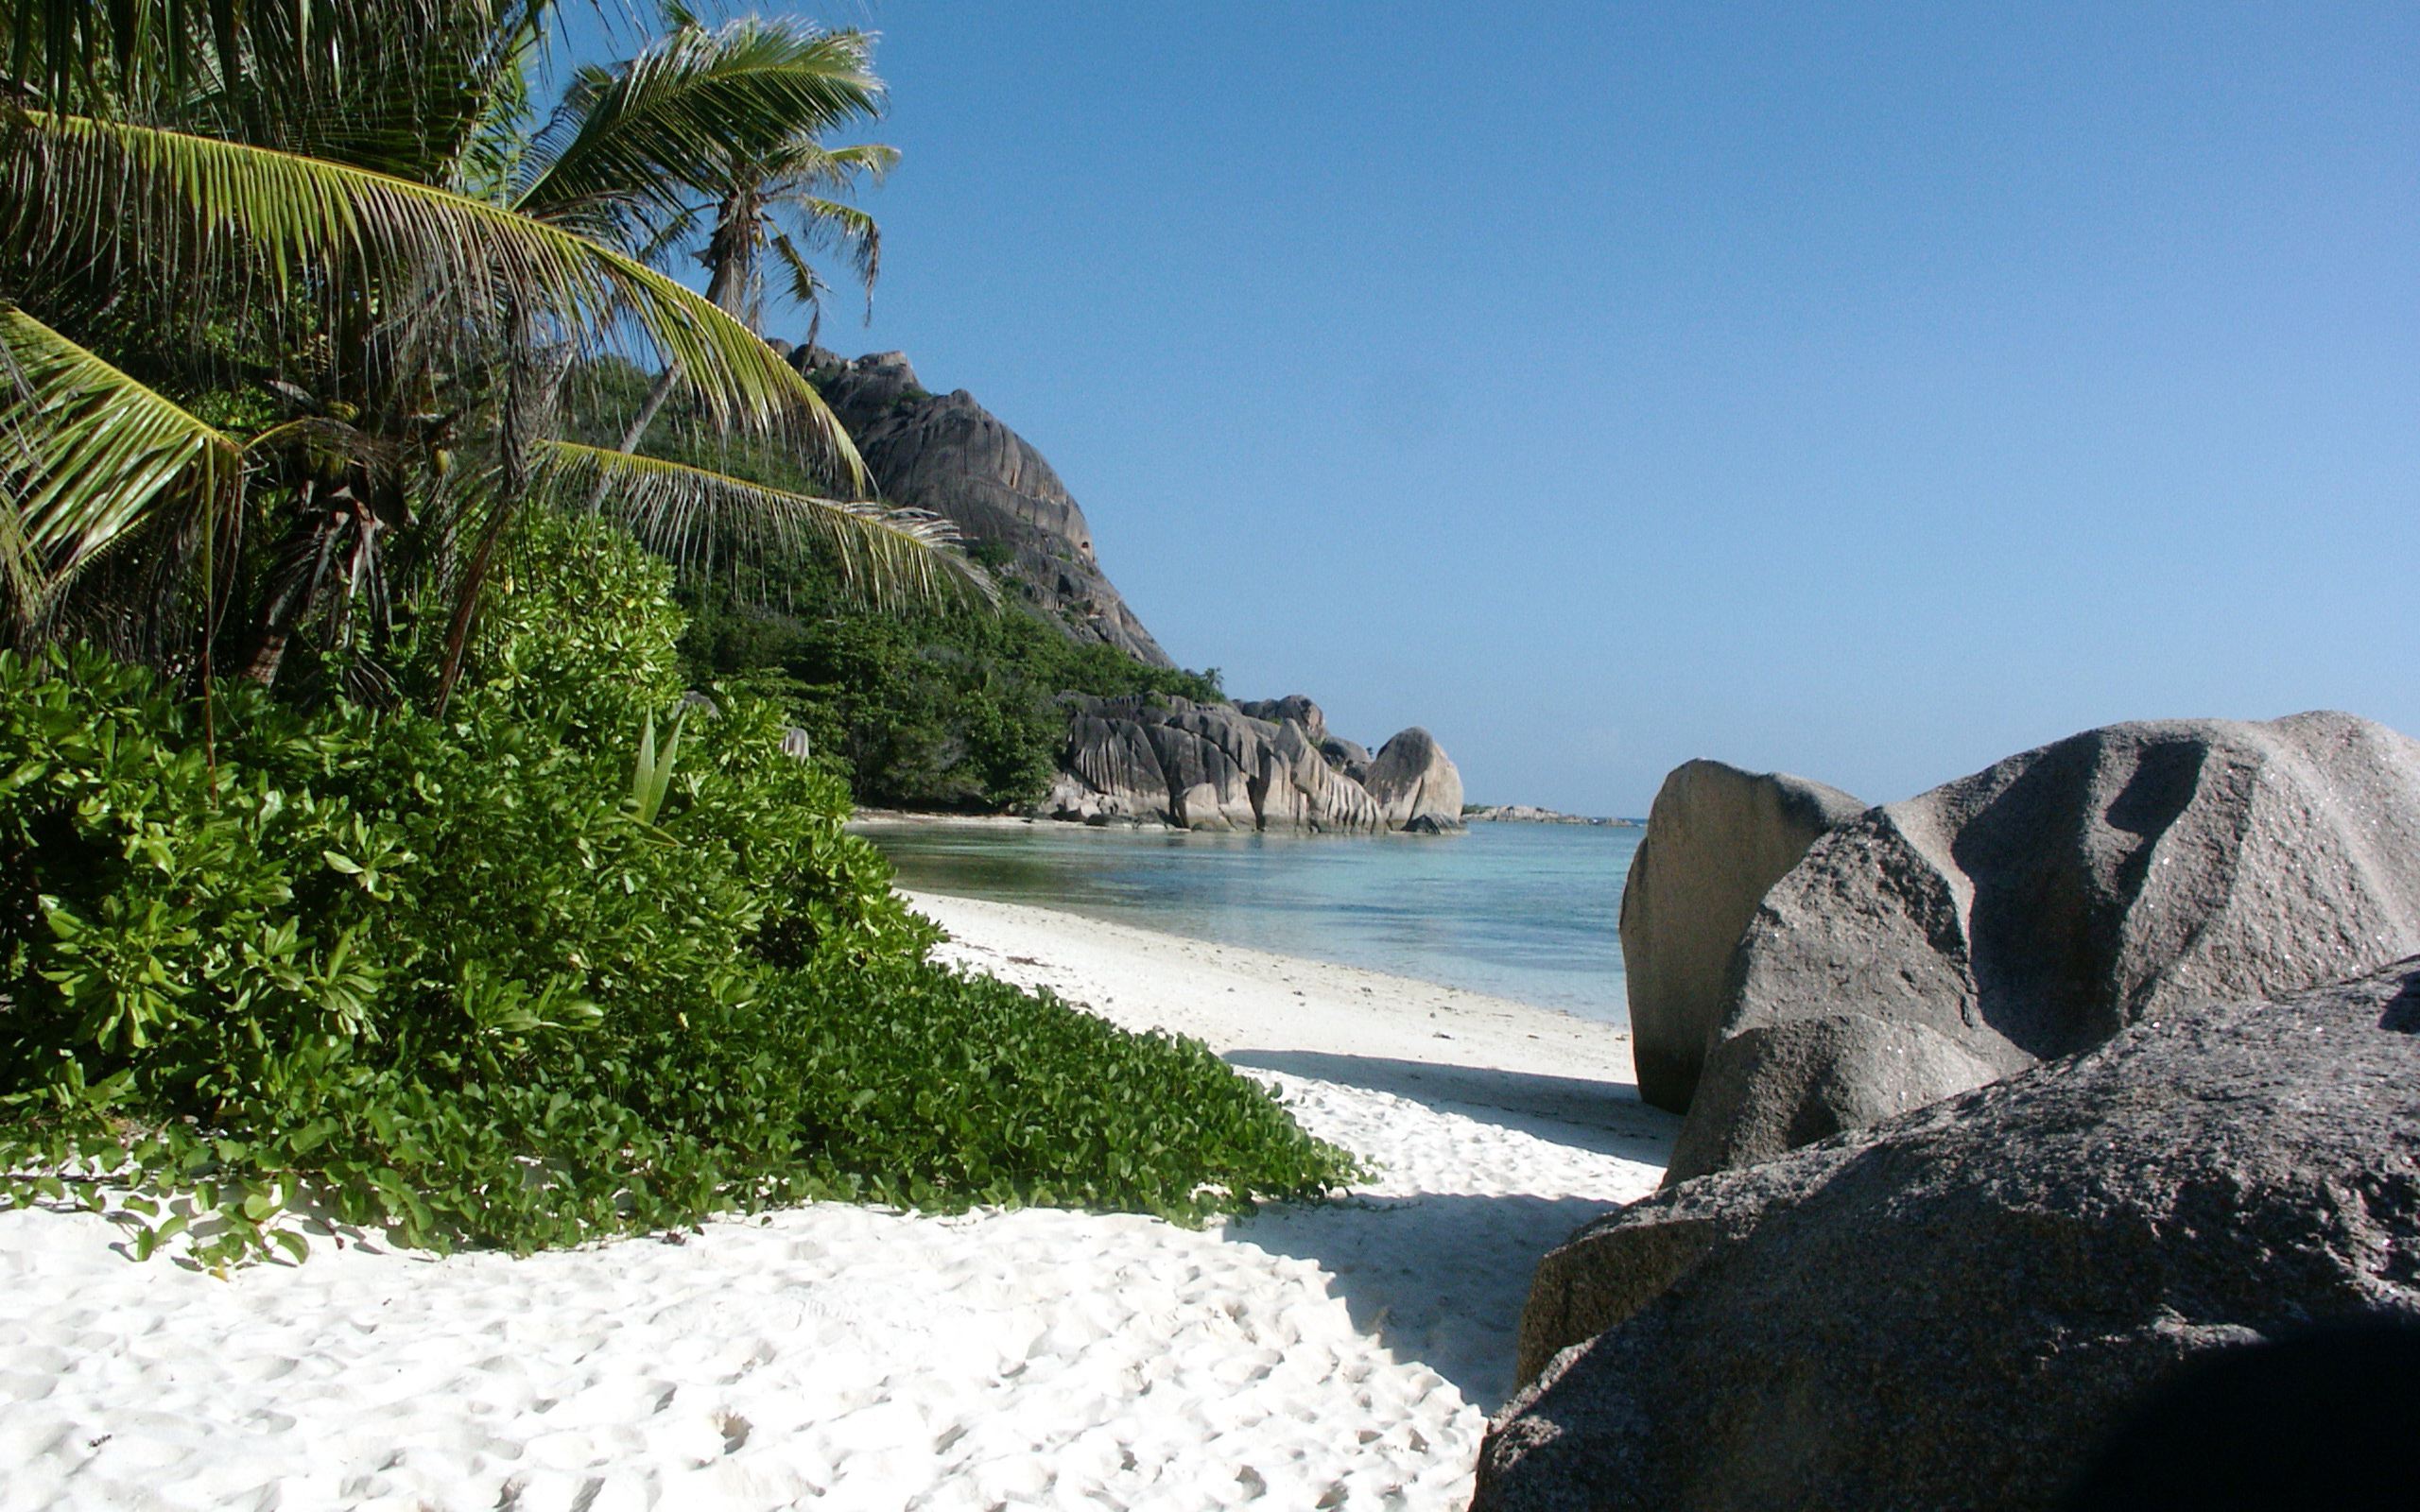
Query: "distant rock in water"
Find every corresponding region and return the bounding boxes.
[1668,710,2420,1181]
[1364,728,1464,833]
[1462,805,1638,826]
[1046,693,1463,834]
[798,347,1171,667]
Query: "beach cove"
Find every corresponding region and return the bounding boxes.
[0,892,1674,1511]
[857,816,1643,1025]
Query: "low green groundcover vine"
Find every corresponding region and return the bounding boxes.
[0,517,1358,1266]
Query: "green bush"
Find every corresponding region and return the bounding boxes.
[0,538,1358,1266]
[681,578,1224,812]
[460,509,691,739]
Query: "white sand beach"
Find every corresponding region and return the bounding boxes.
[0,891,1673,1512]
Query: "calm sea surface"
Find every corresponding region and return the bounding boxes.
[858,820,1640,1025]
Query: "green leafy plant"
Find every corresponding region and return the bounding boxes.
[630,706,687,826]
[0,521,1359,1265]
[681,560,1226,812]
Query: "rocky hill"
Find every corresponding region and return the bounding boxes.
[792,346,1171,667]
[786,346,1465,832]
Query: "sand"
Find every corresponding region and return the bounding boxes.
[0,890,1674,1511]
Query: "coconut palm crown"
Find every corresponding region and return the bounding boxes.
[0,0,983,697]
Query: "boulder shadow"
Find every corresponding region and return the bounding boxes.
[1223,1190,1625,1413]
[1222,1049,1680,1162]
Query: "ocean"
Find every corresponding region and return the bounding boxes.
[857,819,1641,1025]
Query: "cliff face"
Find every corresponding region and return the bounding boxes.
[795,347,1172,667]
[789,345,1468,830]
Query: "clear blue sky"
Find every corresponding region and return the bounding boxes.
[564,3,2419,815]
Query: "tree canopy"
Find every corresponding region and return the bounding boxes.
[0,0,979,696]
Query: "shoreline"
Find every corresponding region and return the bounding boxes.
[851,808,1645,831]
[0,892,1672,1509]
[908,889,1665,1143]
[856,816,1639,1030]
[850,808,1068,828]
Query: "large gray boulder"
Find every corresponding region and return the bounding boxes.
[802,349,1173,667]
[1618,761,1865,1114]
[1253,715,1387,833]
[1662,1010,2002,1181]
[1669,711,2420,1180]
[1047,695,1453,833]
[1319,734,1374,785]
[1365,728,1466,833]
[1482,956,2420,1512]
[1236,696,1327,740]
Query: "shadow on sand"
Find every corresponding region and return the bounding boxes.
[1222,1049,1678,1163]
[1224,1190,1623,1414]
[1216,1053,1680,1412]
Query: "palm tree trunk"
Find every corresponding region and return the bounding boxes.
[581,208,756,512]
[608,362,683,465]
[238,484,338,689]
[438,304,552,712]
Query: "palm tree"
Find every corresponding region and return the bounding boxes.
[570,10,901,464]
[0,0,978,700]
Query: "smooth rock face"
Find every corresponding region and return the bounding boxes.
[1618,761,1866,1114]
[1255,717,1387,833]
[1319,735,1374,785]
[1236,696,1326,741]
[802,349,1173,667]
[1484,958,2420,1512]
[1365,729,1466,833]
[1668,711,2420,1179]
[1662,1011,2001,1182]
[1048,695,1453,833]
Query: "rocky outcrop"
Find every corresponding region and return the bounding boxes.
[796,347,1478,829]
[1257,715,1388,833]
[1618,762,1866,1115]
[1464,806,1637,826]
[1319,736,1373,785]
[799,348,1171,666]
[1668,712,2420,1181]
[1045,694,1461,834]
[1365,729,1465,833]
[1235,696,1324,735]
[1482,957,2420,1512]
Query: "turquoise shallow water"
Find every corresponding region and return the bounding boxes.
[858,819,1640,1025]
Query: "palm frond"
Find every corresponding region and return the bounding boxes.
[4,110,866,487]
[767,196,882,317]
[516,17,885,240]
[763,139,901,192]
[3,1,566,180]
[632,201,708,270]
[769,235,833,322]
[535,439,994,611]
[0,303,241,626]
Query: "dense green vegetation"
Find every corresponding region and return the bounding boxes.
[683,574,1224,811]
[0,3,1360,1264]
[568,355,1228,813]
[0,520,1358,1265]
[3,1,972,687]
